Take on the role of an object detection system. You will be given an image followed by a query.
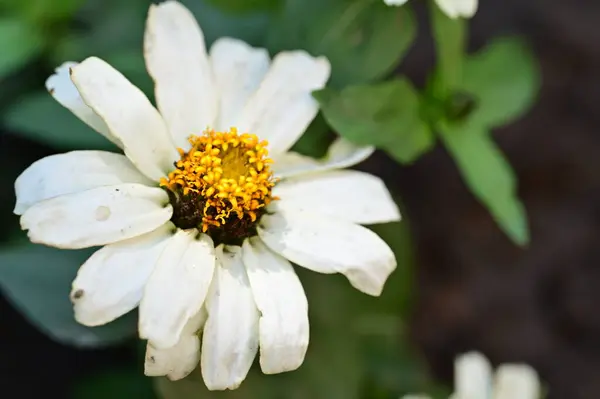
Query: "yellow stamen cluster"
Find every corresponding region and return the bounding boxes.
[160,128,276,233]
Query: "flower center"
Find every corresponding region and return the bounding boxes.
[160,128,277,245]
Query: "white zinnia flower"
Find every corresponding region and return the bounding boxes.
[14,0,401,391]
[403,352,541,399]
[384,0,478,19]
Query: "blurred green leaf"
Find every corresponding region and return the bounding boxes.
[0,18,43,80]
[180,0,271,46]
[3,92,117,151]
[267,0,416,88]
[204,0,282,13]
[72,368,156,399]
[439,121,529,246]
[315,78,435,164]
[289,113,333,159]
[1,0,85,25]
[51,0,148,65]
[462,37,540,128]
[0,242,137,347]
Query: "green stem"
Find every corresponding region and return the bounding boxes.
[429,0,467,93]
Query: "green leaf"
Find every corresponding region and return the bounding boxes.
[267,0,416,88]
[314,78,435,164]
[204,0,282,13]
[51,0,148,65]
[289,113,333,159]
[72,368,156,399]
[0,18,43,79]
[2,0,85,25]
[3,92,117,151]
[429,0,466,91]
[462,37,540,128]
[180,0,271,47]
[439,121,529,245]
[0,242,137,347]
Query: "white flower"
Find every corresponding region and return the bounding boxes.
[384,0,478,19]
[403,352,541,399]
[14,0,401,391]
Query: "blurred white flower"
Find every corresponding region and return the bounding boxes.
[384,0,478,19]
[14,0,401,391]
[403,351,541,399]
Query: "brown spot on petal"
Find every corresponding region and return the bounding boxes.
[72,289,84,300]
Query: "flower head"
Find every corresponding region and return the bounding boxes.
[403,352,541,399]
[384,0,478,19]
[14,0,401,390]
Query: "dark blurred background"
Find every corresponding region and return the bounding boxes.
[2,0,600,398]
[392,0,600,398]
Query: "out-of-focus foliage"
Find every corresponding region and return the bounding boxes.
[0,239,138,347]
[315,78,434,164]
[318,4,540,246]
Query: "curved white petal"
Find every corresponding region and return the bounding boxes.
[493,364,541,399]
[236,51,331,155]
[258,208,396,296]
[384,0,409,5]
[454,352,493,399]
[139,230,215,349]
[209,38,270,131]
[435,0,478,18]
[242,237,309,374]
[273,138,375,179]
[20,183,172,249]
[14,151,154,215]
[145,335,200,381]
[70,57,178,181]
[201,246,259,391]
[144,309,206,381]
[71,223,174,326]
[45,62,121,147]
[273,170,400,225]
[145,1,216,148]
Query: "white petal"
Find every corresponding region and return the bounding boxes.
[435,0,478,18]
[14,151,154,215]
[20,183,172,249]
[139,230,215,349]
[454,352,493,399]
[70,57,178,181]
[145,335,200,381]
[241,237,309,374]
[45,62,121,148]
[201,246,259,391]
[144,1,216,148]
[273,138,375,179]
[209,38,270,131]
[384,0,409,5]
[493,364,541,399]
[273,170,400,225]
[71,223,174,326]
[258,208,396,296]
[144,309,206,381]
[236,51,331,155]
